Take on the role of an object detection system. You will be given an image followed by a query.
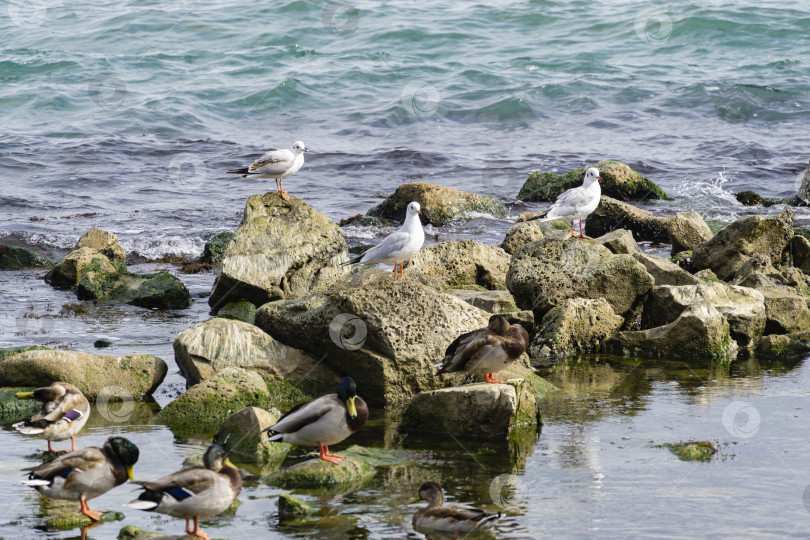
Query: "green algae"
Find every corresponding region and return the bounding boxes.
[662,441,717,462]
[216,301,256,324]
[0,245,54,269]
[277,494,315,522]
[45,511,124,530]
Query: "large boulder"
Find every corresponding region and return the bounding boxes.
[643,283,766,346]
[584,197,669,242]
[367,182,508,226]
[667,212,714,254]
[75,227,127,264]
[692,209,794,280]
[759,288,810,335]
[789,235,810,274]
[506,237,654,319]
[605,303,736,359]
[255,270,489,407]
[595,229,642,255]
[755,334,810,359]
[500,214,545,255]
[631,251,700,286]
[209,194,348,310]
[46,246,121,288]
[0,245,54,270]
[408,240,510,290]
[530,298,624,358]
[518,161,667,203]
[198,231,233,265]
[398,382,539,440]
[173,317,339,395]
[0,349,166,399]
[213,406,291,465]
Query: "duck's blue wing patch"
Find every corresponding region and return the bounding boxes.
[166,487,193,501]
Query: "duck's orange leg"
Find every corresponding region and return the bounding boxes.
[483,372,506,383]
[318,443,345,464]
[190,517,210,540]
[79,496,102,521]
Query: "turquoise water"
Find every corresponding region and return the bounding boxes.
[3,1,810,538]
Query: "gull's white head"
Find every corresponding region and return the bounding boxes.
[292,141,307,154]
[583,167,601,187]
[406,201,422,217]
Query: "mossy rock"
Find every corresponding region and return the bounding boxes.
[78,264,192,310]
[213,407,292,466]
[518,160,667,202]
[277,494,315,522]
[0,386,38,424]
[735,190,764,206]
[199,231,234,265]
[756,334,810,359]
[262,445,400,489]
[45,510,124,530]
[117,525,166,539]
[662,441,716,462]
[0,245,54,269]
[0,345,51,363]
[215,301,257,324]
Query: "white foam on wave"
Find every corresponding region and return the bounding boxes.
[122,234,205,260]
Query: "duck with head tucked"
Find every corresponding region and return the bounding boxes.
[13,382,90,452]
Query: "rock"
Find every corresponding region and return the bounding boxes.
[759,288,810,335]
[0,387,38,423]
[408,240,510,290]
[78,267,192,309]
[643,282,766,346]
[666,211,714,254]
[662,441,716,462]
[730,254,794,289]
[216,301,256,324]
[736,190,764,206]
[595,229,642,255]
[506,237,654,319]
[278,494,315,522]
[692,209,794,280]
[529,298,624,358]
[631,251,700,286]
[584,196,670,242]
[213,407,291,465]
[255,270,489,407]
[756,334,810,359]
[117,525,166,539]
[518,161,667,202]
[504,310,534,335]
[398,381,539,440]
[156,367,270,434]
[209,194,348,310]
[448,289,518,314]
[367,182,508,226]
[199,231,234,265]
[173,317,338,396]
[75,227,127,264]
[694,268,720,282]
[0,349,166,399]
[46,246,121,288]
[789,160,810,206]
[263,445,399,489]
[605,303,736,359]
[671,251,696,273]
[789,235,810,274]
[0,245,54,270]
[500,215,545,254]
[45,511,124,530]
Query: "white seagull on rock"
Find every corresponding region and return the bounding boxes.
[343,201,425,278]
[528,167,601,238]
[227,140,307,201]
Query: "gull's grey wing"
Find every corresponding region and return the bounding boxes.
[546,186,593,219]
[360,231,411,263]
[248,148,295,175]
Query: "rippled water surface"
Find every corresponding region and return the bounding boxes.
[2,0,810,538]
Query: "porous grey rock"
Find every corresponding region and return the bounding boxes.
[213,406,291,465]
[529,298,624,358]
[666,211,714,254]
[448,289,518,314]
[501,214,545,255]
[631,251,700,286]
[408,240,510,290]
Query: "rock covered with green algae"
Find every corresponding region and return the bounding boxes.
[0,386,38,423]
[117,525,166,539]
[367,182,508,226]
[0,349,166,399]
[214,406,291,465]
[263,445,401,489]
[199,231,234,265]
[157,367,272,434]
[530,297,624,358]
[518,160,667,203]
[755,334,810,359]
[663,441,717,462]
[216,300,256,324]
[0,245,54,269]
[277,494,315,522]
[407,239,511,290]
[398,380,541,440]
[209,193,349,310]
[45,510,124,530]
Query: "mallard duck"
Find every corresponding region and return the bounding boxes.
[263,377,369,464]
[13,382,91,452]
[412,481,501,533]
[436,314,529,383]
[125,444,242,540]
[21,436,139,521]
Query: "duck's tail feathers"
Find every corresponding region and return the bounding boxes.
[124,500,159,510]
[262,431,283,443]
[14,425,45,435]
[479,512,502,528]
[21,479,50,487]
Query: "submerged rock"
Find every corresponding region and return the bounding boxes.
[448,289,518,314]
[662,441,716,462]
[367,182,508,226]
[398,381,539,440]
[209,194,348,310]
[278,494,315,522]
[255,270,489,407]
[117,525,166,539]
[506,237,654,319]
[755,334,810,359]
[173,317,338,395]
[0,245,54,270]
[45,511,124,530]
[214,406,291,465]
[530,298,624,358]
[500,214,545,255]
[692,209,794,281]
[408,240,510,290]
[518,160,667,203]
[198,231,234,265]
[605,303,736,359]
[0,349,166,399]
[0,386,38,423]
[263,445,399,489]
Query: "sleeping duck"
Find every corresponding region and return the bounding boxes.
[13,382,91,452]
[125,444,242,540]
[263,377,369,464]
[21,436,139,521]
[436,315,529,383]
[412,481,501,533]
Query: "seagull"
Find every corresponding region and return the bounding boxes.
[343,201,425,278]
[227,140,307,201]
[527,167,601,238]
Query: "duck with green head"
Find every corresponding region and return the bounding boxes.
[263,377,369,464]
